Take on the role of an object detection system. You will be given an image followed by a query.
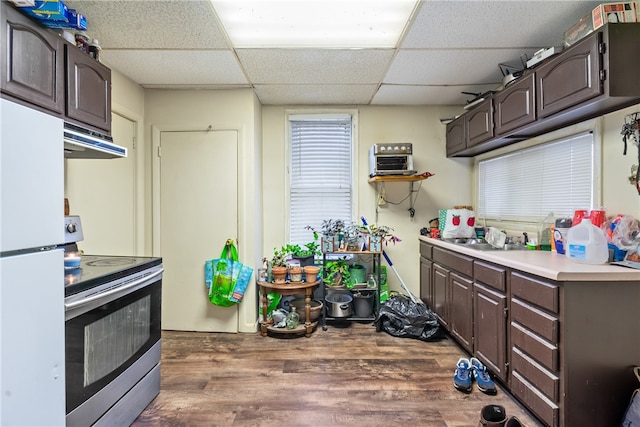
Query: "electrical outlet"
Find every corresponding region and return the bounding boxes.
[377,194,386,206]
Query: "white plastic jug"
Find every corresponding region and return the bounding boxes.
[566,218,609,264]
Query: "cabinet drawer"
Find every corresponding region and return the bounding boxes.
[511,370,559,427]
[420,242,433,260]
[510,322,558,372]
[474,261,505,292]
[433,247,473,277]
[511,347,559,402]
[511,272,559,314]
[511,298,558,343]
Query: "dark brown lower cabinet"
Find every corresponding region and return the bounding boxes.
[419,240,640,427]
[449,271,473,353]
[432,264,449,329]
[473,282,507,381]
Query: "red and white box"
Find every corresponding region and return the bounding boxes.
[564,2,640,46]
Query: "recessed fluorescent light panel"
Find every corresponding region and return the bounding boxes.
[211,0,418,48]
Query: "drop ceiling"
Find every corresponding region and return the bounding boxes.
[64,0,604,106]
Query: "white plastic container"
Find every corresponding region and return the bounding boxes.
[566,218,609,264]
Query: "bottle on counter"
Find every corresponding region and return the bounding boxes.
[566,218,609,264]
[538,212,555,251]
[89,39,101,61]
[286,306,299,329]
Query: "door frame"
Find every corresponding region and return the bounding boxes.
[111,101,144,256]
[151,123,258,332]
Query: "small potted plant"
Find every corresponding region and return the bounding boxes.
[367,224,401,252]
[343,221,366,251]
[323,257,351,288]
[307,219,346,252]
[269,247,288,283]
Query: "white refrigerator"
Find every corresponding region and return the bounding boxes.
[0,99,65,426]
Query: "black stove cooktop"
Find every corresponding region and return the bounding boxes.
[64,254,162,297]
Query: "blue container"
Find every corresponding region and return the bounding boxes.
[608,243,627,262]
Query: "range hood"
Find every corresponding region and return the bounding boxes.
[63,122,127,159]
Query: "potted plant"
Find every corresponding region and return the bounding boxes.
[269,247,288,283]
[285,239,320,267]
[306,219,346,252]
[323,257,351,288]
[367,224,401,252]
[342,221,363,251]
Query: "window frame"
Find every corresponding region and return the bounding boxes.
[474,125,602,224]
[284,109,359,246]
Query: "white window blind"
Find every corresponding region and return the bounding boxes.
[477,132,595,222]
[289,114,353,245]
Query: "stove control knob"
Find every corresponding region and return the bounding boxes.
[67,223,77,233]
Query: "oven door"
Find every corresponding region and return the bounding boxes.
[65,274,161,425]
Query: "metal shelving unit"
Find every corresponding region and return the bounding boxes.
[320,249,382,331]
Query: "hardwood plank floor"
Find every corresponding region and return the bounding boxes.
[132,322,543,427]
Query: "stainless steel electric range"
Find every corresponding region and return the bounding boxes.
[62,216,163,427]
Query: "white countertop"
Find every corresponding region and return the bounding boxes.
[419,236,640,282]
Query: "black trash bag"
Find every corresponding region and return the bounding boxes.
[374,293,444,342]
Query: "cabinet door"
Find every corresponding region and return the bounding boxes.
[473,282,507,381]
[445,115,466,156]
[419,257,433,309]
[65,45,112,132]
[433,264,449,329]
[1,3,64,114]
[494,73,536,136]
[537,31,602,118]
[449,272,473,353]
[466,98,494,147]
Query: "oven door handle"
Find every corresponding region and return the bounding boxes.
[65,268,164,310]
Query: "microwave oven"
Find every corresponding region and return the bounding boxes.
[369,143,417,177]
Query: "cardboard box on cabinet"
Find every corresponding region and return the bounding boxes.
[18,0,69,22]
[564,1,639,46]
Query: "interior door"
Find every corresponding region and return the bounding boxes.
[65,113,136,255]
[159,129,238,332]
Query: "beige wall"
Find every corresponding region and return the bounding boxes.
[602,103,640,218]
[261,105,472,298]
[110,69,148,255]
[143,88,262,332]
[105,77,639,330]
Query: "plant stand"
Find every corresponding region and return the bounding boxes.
[320,249,381,331]
[258,280,319,338]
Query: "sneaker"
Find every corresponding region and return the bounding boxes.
[470,357,497,395]
[453,357,473,393]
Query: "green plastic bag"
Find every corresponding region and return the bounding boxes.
[206,239,253,307]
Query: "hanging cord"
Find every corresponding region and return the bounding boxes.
[382,180,424,205]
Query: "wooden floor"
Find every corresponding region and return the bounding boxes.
[132,322,543,427]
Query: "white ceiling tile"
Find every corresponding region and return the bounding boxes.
[254,84,377,105]
[101,50,248,85]
[65,0,230,49]
[402,1,603,48]
[57,0,612,105]
[372,84,501,106]
[385,49,537,86]
[237,49,395,84]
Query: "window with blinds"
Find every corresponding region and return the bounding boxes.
[477,132,596,222]
[289,114,354,246]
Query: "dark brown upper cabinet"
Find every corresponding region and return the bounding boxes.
[1,2,64,114]
[446,23,640,158]
[494,73,536,136]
